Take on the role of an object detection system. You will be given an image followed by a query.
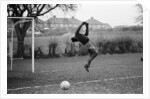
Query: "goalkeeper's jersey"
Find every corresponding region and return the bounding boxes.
[75,34,89,45]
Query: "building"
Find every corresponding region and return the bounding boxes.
[44,16,81,29]
[42,16,112,30]
[86,17,112,30]
[7,16,112,36]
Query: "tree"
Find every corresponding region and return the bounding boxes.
[135,4,143,25]
[7,4,78,58]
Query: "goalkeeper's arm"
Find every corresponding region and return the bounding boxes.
[75,22,85,37]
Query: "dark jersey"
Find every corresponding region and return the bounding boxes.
[76,34,89,45]
[75,23,89,45]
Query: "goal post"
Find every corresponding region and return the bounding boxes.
[7,17,35,73]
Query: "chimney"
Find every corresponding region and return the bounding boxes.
[72,16,74,19]
[91,17,94,19]
[53,15,56,18]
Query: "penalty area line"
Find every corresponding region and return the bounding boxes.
[7,75,142,91]
[76,75,142,84]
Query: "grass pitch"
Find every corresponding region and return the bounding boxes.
[7,53,143,94]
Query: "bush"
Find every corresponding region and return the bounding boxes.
[95,36,143,55]
[23,44,32,59]
[48,38,60,58]
[64,40,77,57]
[35,47,43,59]
[115,37,134,53]
[23,45,44,59]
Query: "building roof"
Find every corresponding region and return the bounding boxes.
[104,23,112,28]
[86,17,104,25]
[45,16,81,24]
[68,17,82,24]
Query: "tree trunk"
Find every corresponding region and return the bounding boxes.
[17,40,24,58]
[14,21,31,58]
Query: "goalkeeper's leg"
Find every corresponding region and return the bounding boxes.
[84,42,98,72]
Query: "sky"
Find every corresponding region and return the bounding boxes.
[39,4,139,27]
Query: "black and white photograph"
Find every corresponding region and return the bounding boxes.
[0,0,150,98]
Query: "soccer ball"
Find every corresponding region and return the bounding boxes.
[60,81,70,90]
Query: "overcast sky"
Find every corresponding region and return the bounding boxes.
[39,4,139,27]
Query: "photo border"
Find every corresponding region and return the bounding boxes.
[0,0,149,99]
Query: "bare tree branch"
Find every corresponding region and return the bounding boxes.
[36,4,46,15]
[38,4,59,16]
[135,4,143,25]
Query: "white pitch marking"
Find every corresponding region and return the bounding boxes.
[76,76,142,84]
[37,70,59,73]
[44,84,59,87]
[34,86,42,88]
[40,70,50,73]
[7,76,142,91]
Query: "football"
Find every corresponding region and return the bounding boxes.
[60,81,70,90]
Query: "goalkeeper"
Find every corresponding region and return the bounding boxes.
[71,22,98,72]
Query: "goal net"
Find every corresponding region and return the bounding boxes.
[7,17,35,73]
